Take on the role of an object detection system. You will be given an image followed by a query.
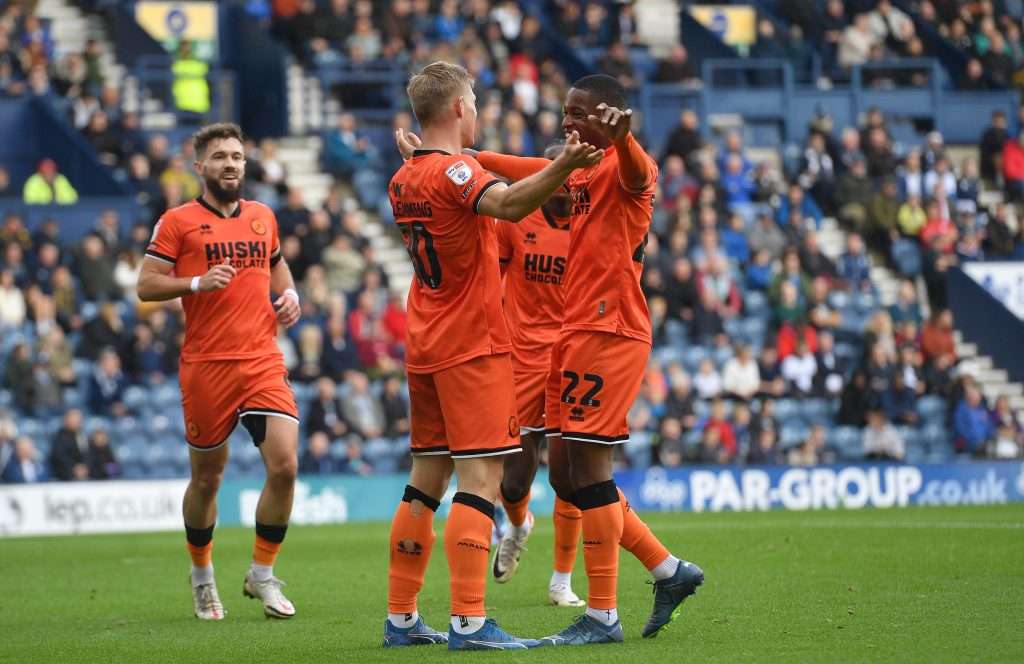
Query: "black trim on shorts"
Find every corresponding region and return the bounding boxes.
[452,492,495,520]
[573,480,620,510]
[560,431,630,444]
[145,250,176,264]
[411,445,450,456]
[402,485,441,512]
[450,444,522,458]
[473,179,503,214]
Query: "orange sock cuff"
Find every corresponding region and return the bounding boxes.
[187,541,213,567]
[445,495,494,617]
[253,535,283,566]
[552,497,582,574]
[388,497,437,614]
[500,487,531,528]
[618,489,670,571]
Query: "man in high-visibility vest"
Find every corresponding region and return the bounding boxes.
[23,158,79,205]
[172,41,210,116]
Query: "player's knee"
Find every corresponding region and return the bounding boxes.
[192,468,224,498]
[266,455,298,486]
[500,475,531,503]
[548,473,574,502]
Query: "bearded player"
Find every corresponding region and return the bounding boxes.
[382,61,602,650]
[137,123,301,621]
[473,75,705,645]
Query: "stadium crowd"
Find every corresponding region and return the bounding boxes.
[4,0,1024,484]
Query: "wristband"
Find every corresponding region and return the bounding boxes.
[190,276,200,293]
[283,288,299,304]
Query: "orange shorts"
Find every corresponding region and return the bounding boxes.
[407,352,521,458]
[544,331,649,445]
[514,368,548,433]
[180,353,298,451]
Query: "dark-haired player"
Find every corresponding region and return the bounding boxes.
[137,123,301,621]
[473,75,705,645]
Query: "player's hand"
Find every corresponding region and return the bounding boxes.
[274,291,300,328]
[587,103,633,144]
[557,131,604,170]
[198,260,236,291]
[395,128,421,160]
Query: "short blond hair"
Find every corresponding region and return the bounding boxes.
[406,61,472,127]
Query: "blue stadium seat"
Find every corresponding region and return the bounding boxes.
[712,345,734,368]
[0,388,12,408]
[800,398,830,424]
[653,345,683,368]
[693,400,710,421]
[18,418,44,439]
[916,396,946,421]
[62,387,83,409]
[682,346,709,373]
[829,427,863,460]
[774,399,800,423]
[780,424,809,449]
[741,318,767,345]
[827,291,851,310]
[151,384,180,409]
[855,292,880,313]
[625,432,652,469]
[123,385,149,413]
[744,291,769,318]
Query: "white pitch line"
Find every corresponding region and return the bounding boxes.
[645,519,1024,531]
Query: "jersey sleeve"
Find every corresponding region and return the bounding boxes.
[268,210,283,266]
[144,213,181,265]
[439,155,502,214]
[476,152,549,181]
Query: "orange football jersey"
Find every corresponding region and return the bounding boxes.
[145,197,282,362]
[562,143,657,344]
[496,207,569,372]
[389,150,511,373]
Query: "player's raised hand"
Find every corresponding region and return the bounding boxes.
[557,130,604,170]
[198,260,236,292]
[395,128,422,160]
[587,103,633,143]
[273,290,301,328]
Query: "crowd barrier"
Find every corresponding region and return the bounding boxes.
[2,462,1022,538]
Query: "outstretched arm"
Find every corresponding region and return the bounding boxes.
[475,152,549,181]
[588,103,654,193]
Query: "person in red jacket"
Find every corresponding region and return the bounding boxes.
[1001,132,1024,201]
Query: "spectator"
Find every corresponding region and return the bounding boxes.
[87,428,120,479]
[863,127,896,179]
[50,409,89,481]
[979,110,1008,182]
[954,385,994,455]
[380,375,410,438]
[666,368,698,430]
[836,157,873,234]
[990,396,1022,459]
[837,370,873,427]
[337,439,372,475]
[322,234,366,294]
[656,417,686,468]
[307,376,352,441]
[925,157,958,202]
[653,44,698,84]
[0,269,26,328]
[662,110,703,165]
[690,288,726,346]
[1,436,48,483]
[882,372,918,425]
[78,302,126,361]
[696,423,727,464]
[3,343,36,413]
[749,212,789,262]
[747,425,781,465]
[22,158,78,205]
[341,372,384,440]
[1002,131,1024,201]
[862,409,905,461]
[839,13,877,69]
[837,233,872,292]
[321,308,361,379]
[599,41,636,89]
[807,277,842,332]
[799,133,836,215]
[87,349,127,417]
[704,399,737,460]
[757,346,787,397]
[770,248,812,309]
[693,358,723,400]
[897,194,927,238]
[921,309,956,363]
[776,183,822,231]
[889,280,922,326]
[299,432,336,475]
[813,330,846,397]
[782,340,818,396]
[773,281,806,328]
[789,425,828,466]
[722,344,761,401]
[868,177,901,249]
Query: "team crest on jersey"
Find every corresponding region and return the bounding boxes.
[508,415,519,437]
[445,161,473,186]
[187,420,200,438]
[250,219,267,235]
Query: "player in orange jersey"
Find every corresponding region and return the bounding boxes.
[382,61,602,651]
[473,75,705,645]
[488,146,584,608]
[137,123,301,622]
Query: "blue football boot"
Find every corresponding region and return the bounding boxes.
[447,618,541,651]
[382,616,449,647]
[538,614,624,646]
[641,560,704,638]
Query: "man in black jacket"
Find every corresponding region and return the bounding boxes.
[50,409,89,481]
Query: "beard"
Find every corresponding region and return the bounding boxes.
[204,173,244,204]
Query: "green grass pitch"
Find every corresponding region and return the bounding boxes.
[4,504,1023,662]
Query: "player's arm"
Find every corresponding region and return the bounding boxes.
[476,132,602,221]
[137,257,235,301]
[269,252,300,328]
[394,128,550,180]
[588,103,654,193]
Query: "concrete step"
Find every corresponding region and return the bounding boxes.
[976,368,1009,384]
[957,342,978,358]
[983,383,1024,400]
[1010,395,1024,411]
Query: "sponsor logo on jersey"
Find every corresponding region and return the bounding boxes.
[523,253,566,285]
[524,232,537,244]
[199,224,213,235]
[569,406,585,422]
[445,161,473,186]
[204,240,270,269]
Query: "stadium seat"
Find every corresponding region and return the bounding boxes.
[123,386,149,413]
[829,427,863,460]
[744,291,769,318]
[780,424,810,449]
[855,292,879,313]
[774,399,800,423]
[827,291,851,310]
[800,398,830,424]
[916,396,946,421]
[682,346,709,373]
[18,418,45,439]
[712,345,734,368]
[0,388,13,408]
[693,400,710,420]
[742,318,768,345]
